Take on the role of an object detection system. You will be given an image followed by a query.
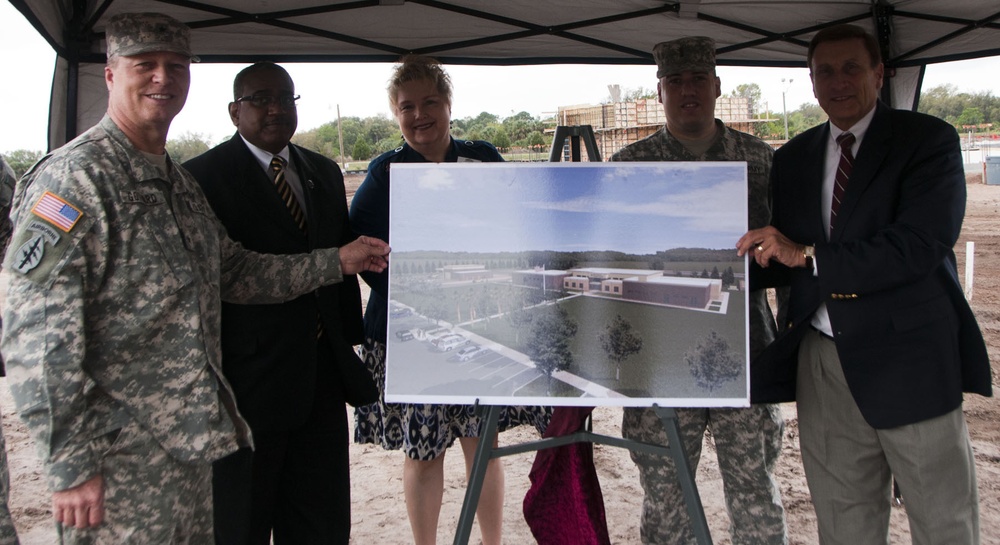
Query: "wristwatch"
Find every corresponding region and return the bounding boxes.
[803,245,815,269]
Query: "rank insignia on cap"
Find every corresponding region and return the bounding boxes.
[31,191,83,233]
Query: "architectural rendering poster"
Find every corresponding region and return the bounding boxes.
[384,162,750,408]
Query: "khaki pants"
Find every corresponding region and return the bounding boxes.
[797,329,979,545]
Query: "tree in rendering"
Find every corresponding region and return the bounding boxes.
[475,284,497,323]
[424,286,450,326]
[686,330,742,392]
[526,305,578,395]
[599,314,644,381]
[721,266,736,289]
[505,293,535,344]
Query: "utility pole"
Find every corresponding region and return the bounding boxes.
[337,104,346,165]
[781,78,793,141]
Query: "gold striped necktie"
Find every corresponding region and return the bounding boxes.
[270,155,307,233]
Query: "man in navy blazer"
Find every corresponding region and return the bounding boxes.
[738,24,991,544]
[184,62,364,545]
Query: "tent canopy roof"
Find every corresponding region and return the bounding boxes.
[14,0,1000,66]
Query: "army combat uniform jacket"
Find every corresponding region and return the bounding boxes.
[1,116,347,493]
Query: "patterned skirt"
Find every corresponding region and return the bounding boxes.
[353,339,551,461]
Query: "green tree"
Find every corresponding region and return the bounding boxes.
[374,135,404,155]
[957,107,984,128]
[526,131,547,151]
[966,90,999,125]
[599,314,644,381]
[526,305,578,394]
[471,111,500,127]
[2,149,44,178]
[502,111,540,142]
[626,87,657,101]
[352,138,373,161]
[686,330,742,392]
[477,125,498,143]
[919,84,964,123]
[730,83,763,116]
[787,103,828,136]
[166,132,213,163]
[491,128,511,151]
[362,115,396,145]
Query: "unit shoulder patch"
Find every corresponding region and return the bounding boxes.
[11,233,46,274]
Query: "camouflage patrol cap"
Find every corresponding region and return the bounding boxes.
[105,12,198,60]
[653,36,716,78]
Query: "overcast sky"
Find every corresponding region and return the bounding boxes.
[3,2,1000,154]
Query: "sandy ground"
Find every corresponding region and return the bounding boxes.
[1,174,998,544]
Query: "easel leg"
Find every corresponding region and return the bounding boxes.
[653,405,713,545]
[453,404,501,545]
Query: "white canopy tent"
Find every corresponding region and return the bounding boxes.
[8,0,1000,150]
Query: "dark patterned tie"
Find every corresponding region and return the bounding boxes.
[270,155,307,233]
[270,156,323,338]
[830,132,855,234]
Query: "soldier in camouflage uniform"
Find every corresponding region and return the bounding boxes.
[610,37,787,545]
[0,155,20,545]
[0,13,388,544]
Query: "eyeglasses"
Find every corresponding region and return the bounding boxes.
[234,94,300,109]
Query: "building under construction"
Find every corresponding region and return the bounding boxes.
[552,96,769,160]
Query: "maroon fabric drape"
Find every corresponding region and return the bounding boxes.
[522,406,611,545]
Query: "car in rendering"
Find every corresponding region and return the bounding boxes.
[456,346,486,361]
[433,334,467,351]
[389,307,413,319]
[395,330,415,342]
[424,328,452,341]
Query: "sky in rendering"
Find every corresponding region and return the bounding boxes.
[389,162,748,255]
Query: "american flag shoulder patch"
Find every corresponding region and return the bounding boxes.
[31,191,83,233]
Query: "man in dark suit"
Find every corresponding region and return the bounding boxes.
[738,24,991,544]
[184,62,364,545]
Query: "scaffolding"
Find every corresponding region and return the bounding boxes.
[551,97,769,161]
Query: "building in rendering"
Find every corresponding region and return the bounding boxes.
[512,269,569,291]
[442,264,492,281]
[514,266,724,310]
[622,276,721,308]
